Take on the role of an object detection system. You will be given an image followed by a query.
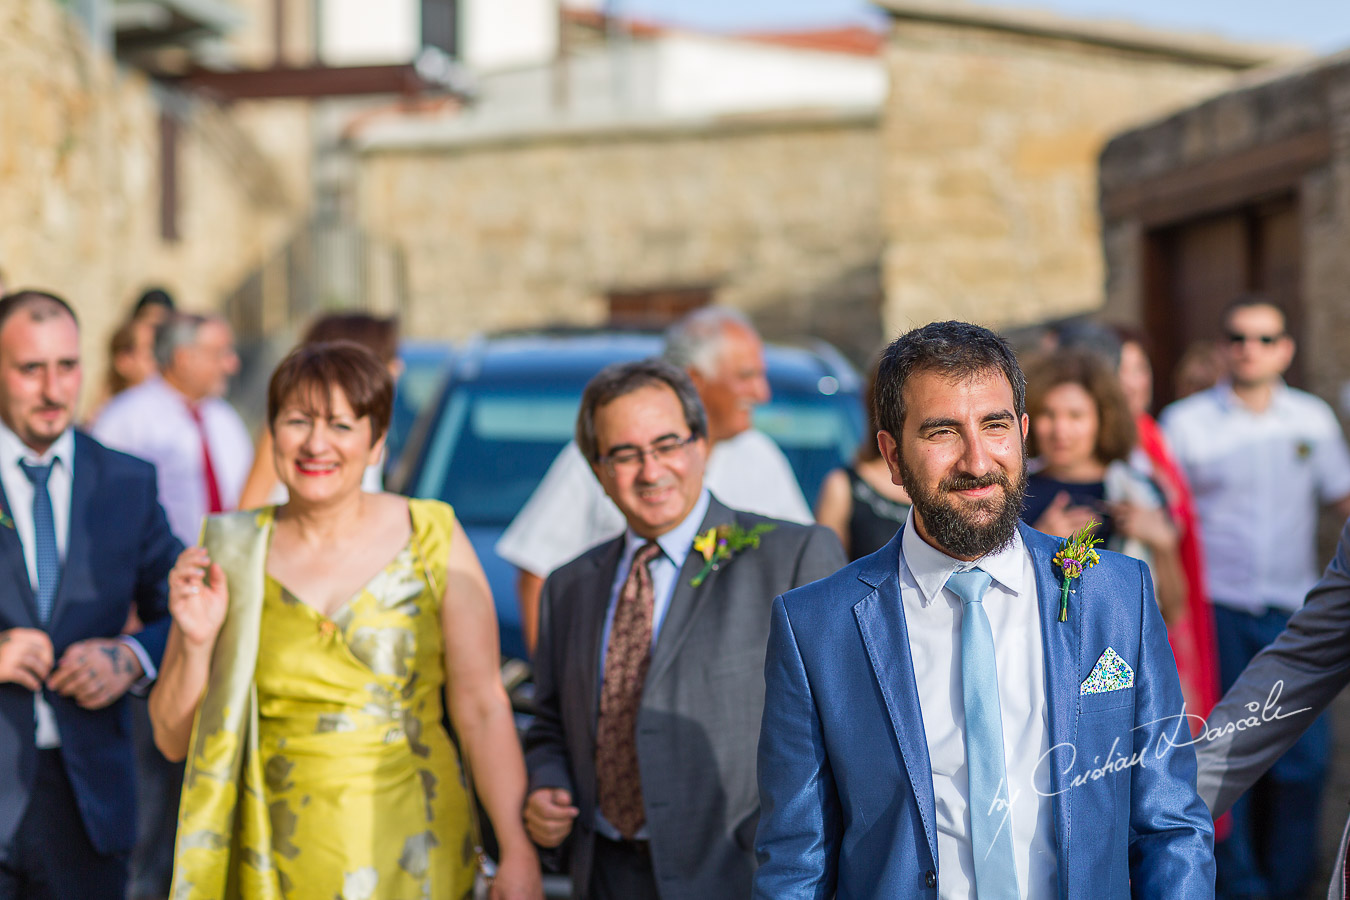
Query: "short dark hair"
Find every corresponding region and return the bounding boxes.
[302,313,399,366]
[134,287,175,318]
[1024,350,1137,465]
[873,320,1026,439]
[576,358,708,463]
[1222,294,1287,333]
[267,341,394,446]
[0,290,78,332]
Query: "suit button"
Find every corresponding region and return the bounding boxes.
[925,869,936,888]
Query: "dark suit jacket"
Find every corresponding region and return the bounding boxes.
[1197,516,1350,898]
[524,494,846,900]
[0,431,180,856]
[754,523,1214,900]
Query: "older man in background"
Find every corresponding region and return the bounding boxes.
[91,311,252,900]
[498,307,811,652]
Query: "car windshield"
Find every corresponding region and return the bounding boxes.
[413,383,860,526]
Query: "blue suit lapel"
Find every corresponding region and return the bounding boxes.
[48,435,97,636]
[852,527,939,868]
[1020,522,1080,898]
[0,479,37,627]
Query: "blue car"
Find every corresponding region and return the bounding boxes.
[390,331,862,660]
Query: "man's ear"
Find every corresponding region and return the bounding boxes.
[1020,413,1029,440]
[877,431,904,487]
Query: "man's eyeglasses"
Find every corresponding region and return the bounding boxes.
[1226,331,1285,347]
[598,434,699,472]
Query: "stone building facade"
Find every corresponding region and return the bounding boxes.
[875,0,1290,335]
[356,110,884,361]
[0,0,310,407]
[1099,51,1350,412]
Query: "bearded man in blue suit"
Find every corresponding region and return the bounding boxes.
[753,321,1213,899]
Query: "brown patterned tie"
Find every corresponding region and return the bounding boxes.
[595,541,662,838]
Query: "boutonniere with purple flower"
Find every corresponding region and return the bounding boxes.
[690,523,776,587]
[1051,520,1102,623]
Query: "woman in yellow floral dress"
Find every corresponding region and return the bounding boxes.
[148,342,542,900]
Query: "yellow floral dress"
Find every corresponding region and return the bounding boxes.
[171,499,477,900]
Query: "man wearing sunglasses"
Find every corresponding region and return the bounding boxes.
[1160,295,1350,900]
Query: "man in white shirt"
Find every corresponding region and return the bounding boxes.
[91,312,252,900]
[0,291,179,899]
[93,313,253,547]
[498,307,811,652]
[1160,296,1350,900]
[755,320,1213,898]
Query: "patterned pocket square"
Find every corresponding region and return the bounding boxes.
[1080,647,1134,694]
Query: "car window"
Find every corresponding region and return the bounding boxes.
[755,396,861,504]
[414,387,580,526]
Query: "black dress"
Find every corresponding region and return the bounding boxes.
[846,467,910,561]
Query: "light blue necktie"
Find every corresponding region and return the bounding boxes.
[946,567,1020,899]
[20,461,59,625]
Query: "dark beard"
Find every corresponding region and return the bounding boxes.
[899,452,1028,560]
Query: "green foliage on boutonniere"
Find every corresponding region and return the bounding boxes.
[690,523,776,587]
[0,511,13,530]
[1051,520,1102,623]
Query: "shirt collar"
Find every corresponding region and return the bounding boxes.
[900,505,1027,606]
[1214,378,1290,413]
[623,489,711,570]
[0,420,74,472]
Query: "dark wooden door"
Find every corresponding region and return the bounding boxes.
[1144,194,1301,408]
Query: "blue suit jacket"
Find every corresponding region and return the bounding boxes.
[753,522,1214,899]
[0,432,180,856]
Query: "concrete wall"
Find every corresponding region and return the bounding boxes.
[878,8,1273,334]
[356,112,885,361]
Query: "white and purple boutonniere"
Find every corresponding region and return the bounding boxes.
[1051,520,1102,623]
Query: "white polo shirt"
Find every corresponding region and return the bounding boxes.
[1160,381,1350,613]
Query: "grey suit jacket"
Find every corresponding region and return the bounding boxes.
[1196,517,1350,899]
[523,493,847,900]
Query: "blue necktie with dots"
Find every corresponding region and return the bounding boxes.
[946,566,1020,900]
[19,461,59,625]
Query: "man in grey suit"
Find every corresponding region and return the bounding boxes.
[523,358,845,900]
[1196,517,1350,898]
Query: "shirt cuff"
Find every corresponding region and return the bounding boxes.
[118,635,157,695]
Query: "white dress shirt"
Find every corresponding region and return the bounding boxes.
[899,511,1058,899]
[1160,380,1350,612]
[92,377,253,546]
[496,430,811,577]
[0,424,153,748]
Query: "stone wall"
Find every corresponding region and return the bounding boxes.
[0,0,308,410]
[356,113,886,362]
[879,5,1278,334]
[1100,54,1350,407]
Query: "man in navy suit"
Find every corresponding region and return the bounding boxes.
[0,291,179,899]
[754,321,1214,899]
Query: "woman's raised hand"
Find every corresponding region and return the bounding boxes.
[168,546,229,648]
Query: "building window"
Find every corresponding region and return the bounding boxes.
[421,0,458,56]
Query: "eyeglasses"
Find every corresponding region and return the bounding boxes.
[1226,331,1285,346]
[598,434,699,472]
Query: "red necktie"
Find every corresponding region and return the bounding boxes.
[186,404,224,514]
[595,541,662,838]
